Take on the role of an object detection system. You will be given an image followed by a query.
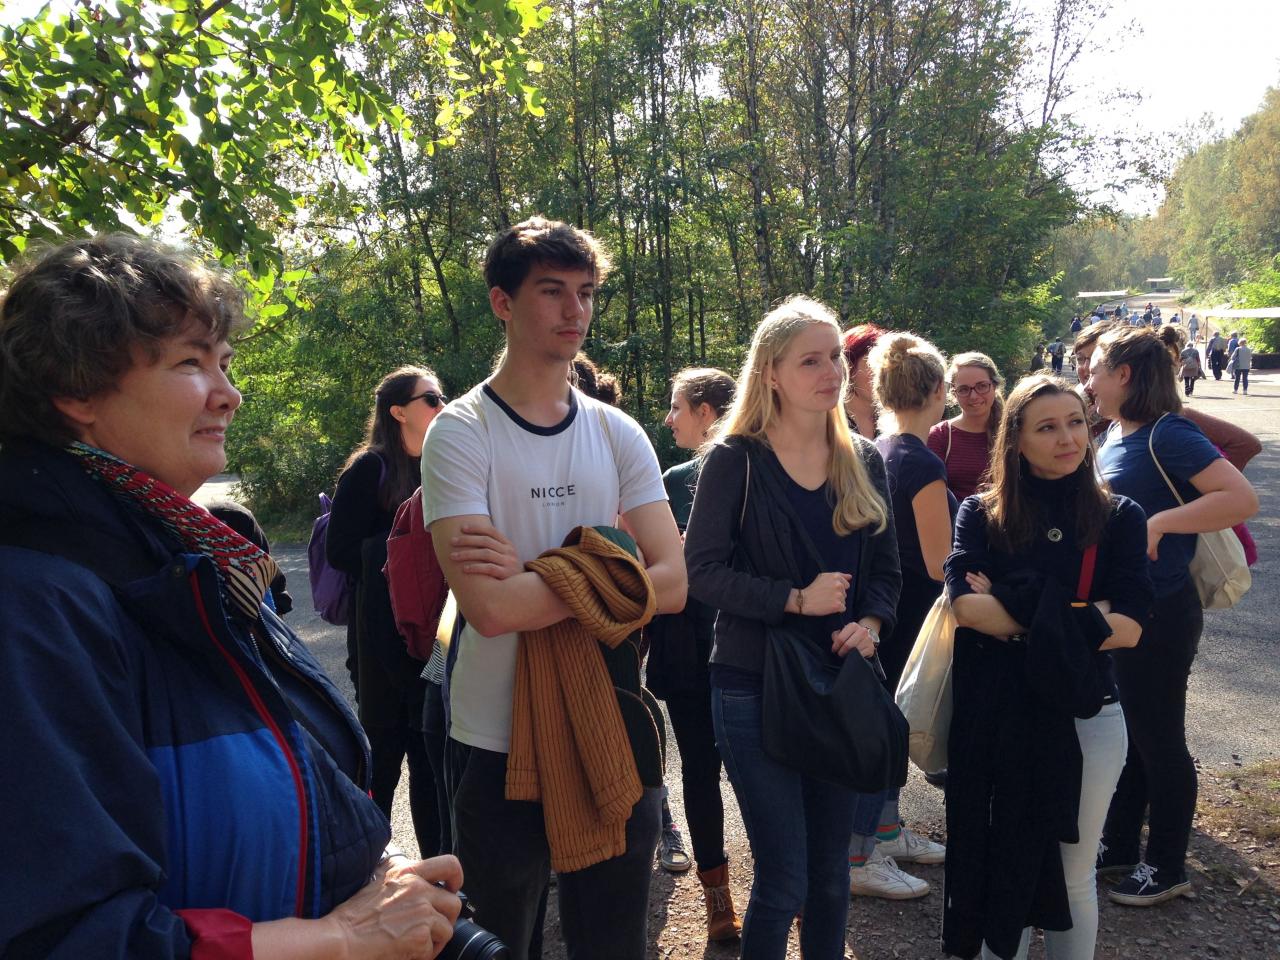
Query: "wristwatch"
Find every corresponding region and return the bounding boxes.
[865,625,881,648]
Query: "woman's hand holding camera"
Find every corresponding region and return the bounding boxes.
[328,855,464,960]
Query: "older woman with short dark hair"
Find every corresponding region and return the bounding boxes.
[0,235,462,959]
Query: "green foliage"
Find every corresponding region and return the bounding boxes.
[1154,85,1280,291]
[214,0,1107,511]
[1234,257,1280,352]
[0,0,548,272]
[1139,83,1280,351]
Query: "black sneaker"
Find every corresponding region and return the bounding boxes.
[1108,863,1192,906]
[1096,840,1137,878]
[657,825,692,873]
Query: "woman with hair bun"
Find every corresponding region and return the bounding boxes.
[844,332,954,901]
[928,352,1005,501]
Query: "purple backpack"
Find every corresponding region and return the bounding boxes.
[308,455,386,625]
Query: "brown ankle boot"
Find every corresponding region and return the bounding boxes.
[697,863,742,941]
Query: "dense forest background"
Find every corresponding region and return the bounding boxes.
[226,0,1113,516]
[3,0,1277,521]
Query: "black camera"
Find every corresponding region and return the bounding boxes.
[437,893,510,960]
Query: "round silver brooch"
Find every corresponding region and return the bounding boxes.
[1047,527,1064,542]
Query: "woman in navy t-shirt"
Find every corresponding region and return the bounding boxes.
[841,332,957,899]
[1087,327,1258,907]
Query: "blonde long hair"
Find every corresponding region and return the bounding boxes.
[714,296,889,536]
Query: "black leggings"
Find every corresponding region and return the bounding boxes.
[1183,376,1196,396]
[1103,581,1202,876]
[421,677,453,856]
[368,678,441,858]
[665,689,727,871]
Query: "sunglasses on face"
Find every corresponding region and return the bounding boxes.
[953,380,994,400]
[407,390,448,409]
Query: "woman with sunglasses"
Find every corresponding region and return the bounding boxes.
[928,352,1005,501]
[328,366,448,856]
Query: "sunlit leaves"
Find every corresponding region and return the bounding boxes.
[0,0,551,279]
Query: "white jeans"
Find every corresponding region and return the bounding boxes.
[982,702,1129,960]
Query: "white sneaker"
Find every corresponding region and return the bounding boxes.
[876,828,946,865]
[849,850,931,900]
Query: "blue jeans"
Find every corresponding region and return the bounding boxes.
[712,686,858,959]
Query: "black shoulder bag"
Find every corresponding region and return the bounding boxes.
[741,448,909,792]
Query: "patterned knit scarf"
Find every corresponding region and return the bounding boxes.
[67,442,280,621]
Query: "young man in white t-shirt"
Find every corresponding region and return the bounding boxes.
[421,217,687,960]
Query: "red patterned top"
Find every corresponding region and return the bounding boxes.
[927,421,993,501]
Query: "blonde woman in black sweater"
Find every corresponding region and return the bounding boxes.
[684,296,901,959]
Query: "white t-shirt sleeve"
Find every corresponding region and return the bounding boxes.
[421,409,491,525]
[606,408,668,515]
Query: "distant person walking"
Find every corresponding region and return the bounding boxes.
[1229,338,1253,395]
[1048,337,1066,374]
[1207,332,1226,380]
[1178,344,1202,397]
[1186,314,1199,343]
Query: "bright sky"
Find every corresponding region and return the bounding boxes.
[1024,0,1280,211]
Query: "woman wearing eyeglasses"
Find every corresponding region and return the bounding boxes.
[328,366,448,857]
[928,352,1006,501]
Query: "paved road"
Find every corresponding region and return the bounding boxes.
[199,367,1280,859]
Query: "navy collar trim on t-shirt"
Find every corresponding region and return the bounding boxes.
[483,383,579,436]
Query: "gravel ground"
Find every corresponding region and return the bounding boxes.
[209,357,1279,959]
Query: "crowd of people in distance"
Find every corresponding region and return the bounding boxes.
[0,224,1262,960]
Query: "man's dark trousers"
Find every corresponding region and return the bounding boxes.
[453,744,662,960]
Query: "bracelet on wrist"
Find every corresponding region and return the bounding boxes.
[796,588,805,615]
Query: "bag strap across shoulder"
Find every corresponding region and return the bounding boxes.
[1076,544,1098,602]
[1146,412,1189,508]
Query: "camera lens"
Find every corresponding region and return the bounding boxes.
[436,917,511,960]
